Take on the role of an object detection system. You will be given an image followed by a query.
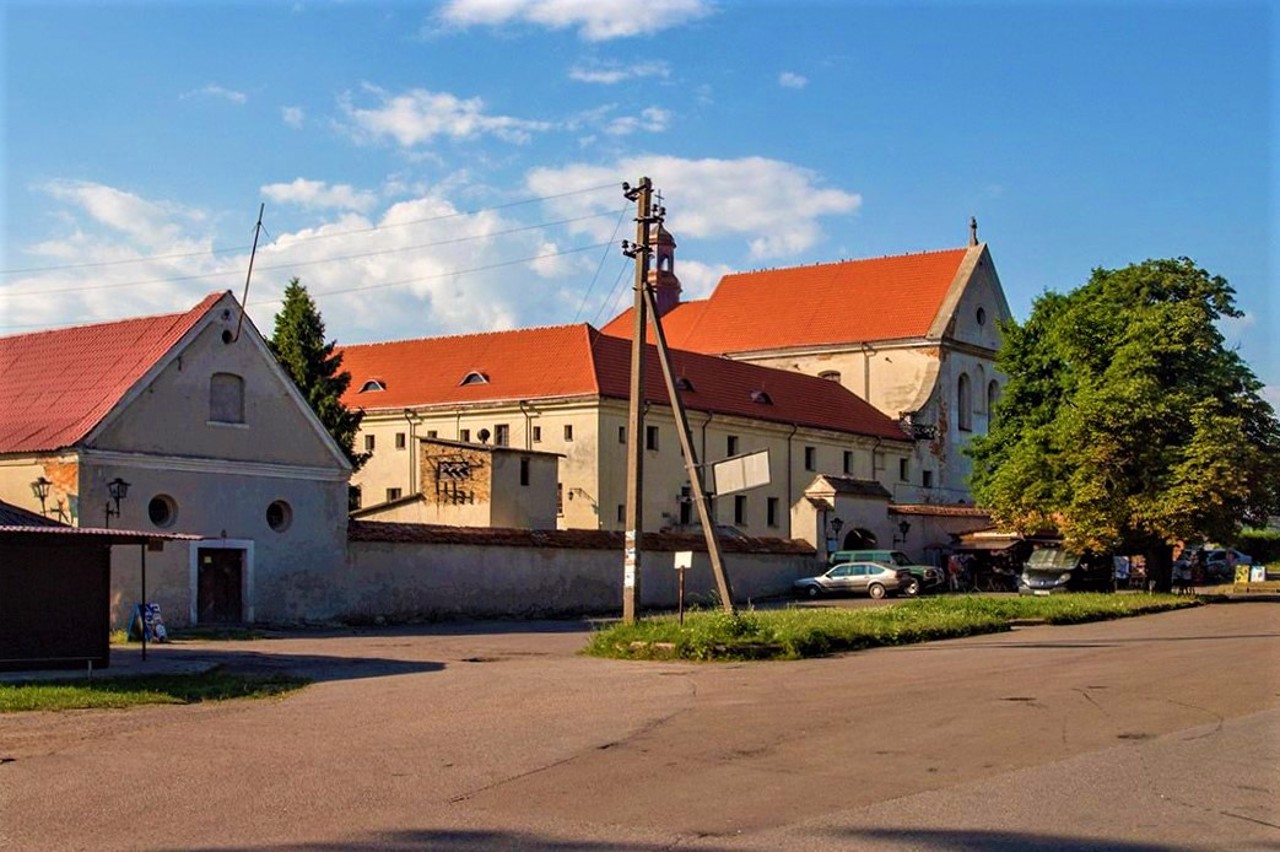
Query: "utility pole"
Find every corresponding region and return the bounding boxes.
[642,282,735,613]
[621,178,653,624]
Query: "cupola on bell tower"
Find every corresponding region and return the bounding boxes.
[647,223,682,316]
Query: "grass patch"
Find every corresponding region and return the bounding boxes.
[586,593,1199,661]
[0,669,309,713]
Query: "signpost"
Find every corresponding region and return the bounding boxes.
[674,551,693,625]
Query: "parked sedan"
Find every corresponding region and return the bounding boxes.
[794,561,908,599]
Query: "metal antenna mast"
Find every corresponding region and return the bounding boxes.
[231,203,265,343]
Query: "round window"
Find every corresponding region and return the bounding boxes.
[266,500,293,532]
[148,495,177,528]
[976,307,987,326]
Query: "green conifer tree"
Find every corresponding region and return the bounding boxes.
[268,278,368,472]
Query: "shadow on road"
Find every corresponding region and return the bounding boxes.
[833,828,1193,850]
[180,826,1194,851]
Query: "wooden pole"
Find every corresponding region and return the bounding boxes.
[642,284,735,612]
[621,178,653,624]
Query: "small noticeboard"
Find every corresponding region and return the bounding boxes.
[674,551,693,571]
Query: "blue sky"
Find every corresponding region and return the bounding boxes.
[1,0,1275,400]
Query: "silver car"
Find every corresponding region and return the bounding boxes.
[794,561,908,599]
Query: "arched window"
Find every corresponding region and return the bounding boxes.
[209,372,245,424]
[957,372,973,431]
[988,380,1001,418]
[818,370,841,383]
[975,364,987,412]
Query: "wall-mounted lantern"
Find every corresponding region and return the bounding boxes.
[104,477,131,528]
[893,519,912,547]
[31,476,52,516]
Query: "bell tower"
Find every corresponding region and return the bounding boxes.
[647,223,682,316]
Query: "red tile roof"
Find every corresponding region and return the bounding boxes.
[0,293,225,454]
[601,247,972,353]
[339,324,909,441]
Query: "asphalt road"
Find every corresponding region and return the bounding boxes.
[1,601,1277,851]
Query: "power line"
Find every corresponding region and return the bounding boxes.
[248,241,614,304]
[573,203,631,323]
[0,241,615,332]
[0,211,621,300]
[0,180,619,277]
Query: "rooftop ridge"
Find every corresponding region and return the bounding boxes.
[726,245,971,277]
[0,291,227,342]
[341,320,596,350]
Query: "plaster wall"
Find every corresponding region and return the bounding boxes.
[344,539,817,618]
[355,396,913,539]
[100,459,348,627]
[0,455,79,522]
[93,320,344,470]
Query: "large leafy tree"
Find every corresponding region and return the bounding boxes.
[269,278,368,472]
[969,258,1280,590]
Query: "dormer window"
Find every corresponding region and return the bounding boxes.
[460,371,489,386]
[674,376,695,392]
[750,390,773,405]
[818,370,841,383]
[359,379,386,393]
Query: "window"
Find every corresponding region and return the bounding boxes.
[459,371,489,386]
[426,430,438,439]
[494,424,510,447]
[922,470,934,489]
[386,487,403,502]
[148,494,177,528]
[842,451,853,475]
[564,424,574,441]
[804,446,816,471]
[359,379,385,393]
[679,485,692,526]
[364,434,376,452]
[734,494,747,525]
[348,485,362,511]
[617,504,625,523]
[209,372,245,424]
[958,373,973,431]
[818,370,841,383]
[459,429,471,443]
[266,500,292,532]
[519,457,530,486]
[646,425,659,451]
[395,432,407,449]
[750,389,773,405]
[619,426,626,444]
[899,458,909,482]
[556,483,564,516]
[674,376,695,392]
[976,306,987,326]
[727,435,739,456]
[988,380,1001,418]
[532,426,542,443]
[767,497,779,527]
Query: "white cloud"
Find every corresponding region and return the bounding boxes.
[40,180,205,249]
[179,84,247,104]
[341,85,553,147]
[261,179,378,213]
[525,155,861,259]
[282,106,305,128]
[436,0,714,41]
[568,61,671,85]
[605,106,671,136]
[778,72,808,89]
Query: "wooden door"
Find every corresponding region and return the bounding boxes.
[197,548,243,624]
